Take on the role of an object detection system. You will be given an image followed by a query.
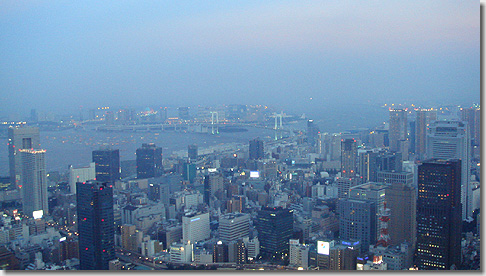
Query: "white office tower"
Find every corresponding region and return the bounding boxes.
[182,212,210,243]
[426,120,471,220]
[318,133,342,161]
[20,149,48,218]
[219,213,250,243]
[8,126,41,189]
[68,162,96,194]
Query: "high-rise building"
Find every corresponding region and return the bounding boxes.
[188,144,198,161]
[318,133,342,161]
[415,159,462,270]
[182,212,210,243]
[76,181,115,270]
[357,149,380,182]
[249,138,264,160]
[219,213,250,243]
[389,109,408,152]
[337,199,376,253]
[182,163,196,183]
[20,149,48,218]
[426,120,471,220]
[307,119,320,150]
[203,173,223,204]
[255,207,293,258]
[385,182,416,248]
[336,177,362,199]
[460,107,480,146]
[68,163,96,194]
[92,149,120,183]
[136,143,163,179]
[414,109,437,160]
[178,107,190,120]
[8,126,40,189]
[341,138,358,178]
[348,182,388,243]
[376,151,402,172]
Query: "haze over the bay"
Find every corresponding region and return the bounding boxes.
[0,1,479,118]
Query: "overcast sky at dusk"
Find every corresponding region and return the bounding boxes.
[0,1,479,117]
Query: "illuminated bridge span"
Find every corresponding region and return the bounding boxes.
[94,122,295,134]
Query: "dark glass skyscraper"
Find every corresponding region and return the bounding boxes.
[255,207,293,258]
[415,159,462,270]
[249,138,264,160]
[92,149,120,183]
[136,143,163,179]
[188,144,198,161]
[341,138,357,177]
[76,181,115,270]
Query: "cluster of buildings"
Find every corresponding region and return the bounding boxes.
[0,104,480,270]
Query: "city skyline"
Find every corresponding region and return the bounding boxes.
[0,1,480,271]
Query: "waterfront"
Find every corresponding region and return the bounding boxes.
[0,126,278,176]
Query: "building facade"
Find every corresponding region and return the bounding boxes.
[136,143,163,179]
[76,181,115,270]
[415,159,462,270]
[92,149,120,183]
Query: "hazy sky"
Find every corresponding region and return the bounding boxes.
[0,1,479,117]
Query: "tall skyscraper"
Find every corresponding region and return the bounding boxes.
[188,144,198,161]
[341,138,358,178]
[307,119,320,150]
[414,109,437,160]
[389,109,408,152]
[92,149,120,183]
[357,149,381,182]
[460,107,480,146]
[318,133,342,161]
[415,159,461,270]
[20,149,48,217]
[8,126,40,189]
[385,182,416,248]
[136,143,163,179]
[426,120,471,220]
[255,207,293,258]
[337,198,376,253]
[349,182,388,242]
[77,181,115,270]
[249,138,264,160]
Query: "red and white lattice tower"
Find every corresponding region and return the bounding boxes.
[376,202,391,247]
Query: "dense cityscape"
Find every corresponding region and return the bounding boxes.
[0,102,480,270]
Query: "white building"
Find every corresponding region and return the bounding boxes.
[289,239,310,269]
[20,149,48,217]
[426,120,471,220]
[243,236,260,259]
[68,162,95,194]
[170,242,193,264]
[219,213,250,243]
[182,212,210,243]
